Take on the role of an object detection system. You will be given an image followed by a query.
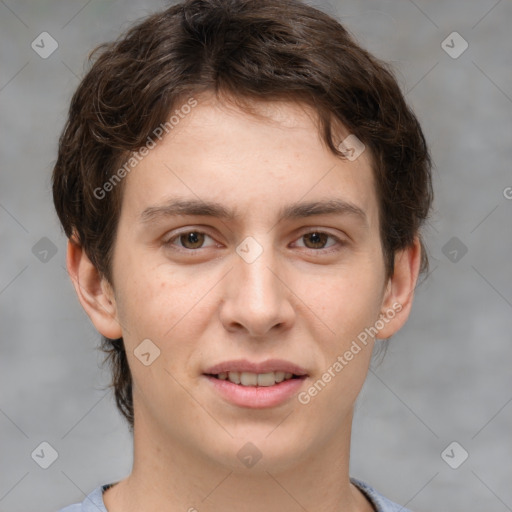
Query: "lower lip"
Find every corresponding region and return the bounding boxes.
[203,375,307,408]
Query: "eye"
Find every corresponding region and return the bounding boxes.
[294,230,345,251]
[163,230,217,250]
[163,228,346,253]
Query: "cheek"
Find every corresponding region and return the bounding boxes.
[114,258,213,353]
[301,266,384,343]
[114,267,200,397]
[296,273,383,418]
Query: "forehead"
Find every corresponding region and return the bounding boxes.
[119,93,379,230]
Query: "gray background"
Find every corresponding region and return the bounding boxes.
[1,0,511,511]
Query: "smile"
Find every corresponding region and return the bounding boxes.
[208,371,300,387]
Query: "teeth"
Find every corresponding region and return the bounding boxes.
[217,371,297,386]
[228,371,241,384]
[274,371,285,383]
[240,372,258,386]
[257,372,275,387]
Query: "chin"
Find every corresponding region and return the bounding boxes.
[202,426,312,474]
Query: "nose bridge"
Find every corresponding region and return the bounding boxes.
[221,235,293,336]
[239,241,278,304]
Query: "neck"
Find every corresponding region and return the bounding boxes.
[104,404,372,512]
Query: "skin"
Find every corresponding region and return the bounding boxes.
[67,92,421,512]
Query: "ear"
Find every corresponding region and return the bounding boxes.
[376,236,422,339]
[66,237,123,339]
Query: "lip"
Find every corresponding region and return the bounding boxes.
[203,374,307,409]
[202,359,309,409]
[203,358,309,376]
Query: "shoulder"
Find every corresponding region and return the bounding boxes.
[56,484,110,512]
[351,477,413,512]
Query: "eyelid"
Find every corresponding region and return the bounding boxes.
[163,226,347,253]
[292,228,347,250]
[163,227,219,248]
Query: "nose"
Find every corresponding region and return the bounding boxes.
[219,240,295,338]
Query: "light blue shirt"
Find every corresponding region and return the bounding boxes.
[57,477,412,511]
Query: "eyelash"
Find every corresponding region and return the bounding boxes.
[162,228,346,254]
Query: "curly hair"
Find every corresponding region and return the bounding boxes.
[52,0,433,432]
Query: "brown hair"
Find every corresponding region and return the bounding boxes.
[52,0,433,432]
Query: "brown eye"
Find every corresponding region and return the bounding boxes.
[302,232,330,249]
[165,231,215,250]
[179,231,205,249]
[293,230,346,253]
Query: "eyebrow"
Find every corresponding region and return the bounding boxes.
[139,197,368,227]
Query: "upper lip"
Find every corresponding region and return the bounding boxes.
[203,359,308,376]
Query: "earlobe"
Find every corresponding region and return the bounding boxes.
[377,237,422,339]
[66,238,123,339]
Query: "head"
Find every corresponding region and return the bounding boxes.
[52,0,432,458]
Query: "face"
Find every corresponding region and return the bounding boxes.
[73,92,417,474]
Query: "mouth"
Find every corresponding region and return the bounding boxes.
[202,359,309,408]
[204,371,307,387]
